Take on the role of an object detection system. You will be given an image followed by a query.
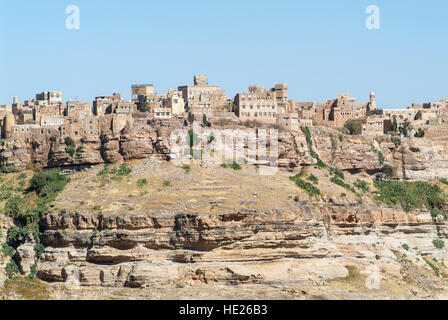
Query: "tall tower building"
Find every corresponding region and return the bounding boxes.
[368,91,377,111]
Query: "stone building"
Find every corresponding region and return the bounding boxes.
[277,113,299,132]
[131,84,154,102]
[362,114,384,136]
[314,93,370,128]
[178,75,227,117]
[166,90,185,116]
[36,91,63,104]
[235,85,278,124]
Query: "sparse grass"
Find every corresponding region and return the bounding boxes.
[182,165,191,174]
[0,277,51,300]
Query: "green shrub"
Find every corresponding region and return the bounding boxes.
[301,126,327,168]
[18,173,27,180]
[1,243,15,257]
[307,174,319,185]
[415,128,425,138]
[163,180,172,188]
[402,244,410,251]
[330,176,357,194]
[0,166,20,174]
[374,181,447,216]
[117,163,132,176]
[137,178,148,188]
[230,161,242,170]
[5,260,20,279]
[344,120,362,135]
[28,169,70,201]
[380,165,394,178]
[391,136,401,147]
[378,151,385,165]
[355,179,370,193]
[290,174,320,197]
[433,239,445,250]
[182,165,191,174]
[34,243,46,260]
[329,167,344,179]
[3,195,22,219]
[440,179,448,186]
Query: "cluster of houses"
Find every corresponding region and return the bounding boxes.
[0,75,447,142]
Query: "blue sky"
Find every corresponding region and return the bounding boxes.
[0,0,447,108]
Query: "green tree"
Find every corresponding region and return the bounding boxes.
[344,120,362,135]
[188,112,195,124]
[415,128,425,138]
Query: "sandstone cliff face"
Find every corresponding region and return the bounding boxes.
[2,126,445,181]
[33,204,448,298]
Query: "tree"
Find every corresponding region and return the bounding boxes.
[344,120,362,135]
[392,116,398,133]
[399,119,412,137]
[188,112,195,124]
[202,114,211,127]
[414,128,425,138]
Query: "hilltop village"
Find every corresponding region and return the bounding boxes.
[0,75,447,169]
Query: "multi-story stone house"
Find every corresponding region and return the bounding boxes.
[235,85,278,124]
[178,75,227,118]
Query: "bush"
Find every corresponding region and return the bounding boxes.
[329,167,344,179]
[18,173,27,180]
[355,179,370,193]
[117,163,132,176]
[433,239,445,250]
[330,176,357,194]
[402,244,410,251]
[1,243,15,257]
[380,165,394,178]
[28,169,70,201]
[3,195,22,219]
[34,243,46,260]
[290,174,320,197]
[307,174,319,185]
[374,181,447,215]
[0,166,20,174]
[378,151,385,165]
[163,180,172,188]
[415,128,425,138]
[344,120,362,135]
[391,136,401,147]
[137,178,148,188]
[182,165,191,174]
[5,260,20,279]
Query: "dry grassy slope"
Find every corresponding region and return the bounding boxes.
[4,161,448,300]
[51,160,378,217]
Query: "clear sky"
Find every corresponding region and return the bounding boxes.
[0,0,447,108]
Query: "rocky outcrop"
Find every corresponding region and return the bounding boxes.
[34,204,448,291]
[1,125,448,181]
